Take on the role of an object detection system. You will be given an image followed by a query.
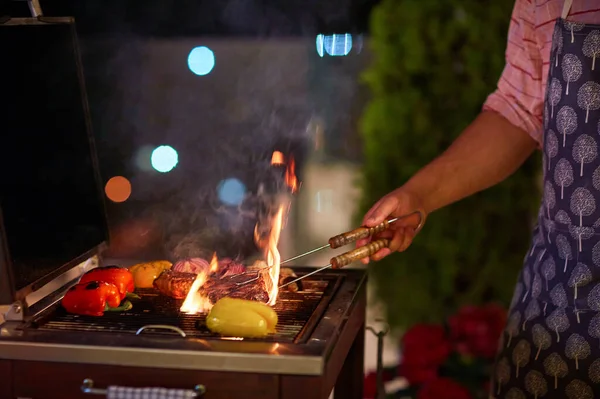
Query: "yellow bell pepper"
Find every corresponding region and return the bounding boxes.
[129,260,172,288]
[206,297,278,337]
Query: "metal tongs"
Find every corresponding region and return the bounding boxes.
[238,210,425,288]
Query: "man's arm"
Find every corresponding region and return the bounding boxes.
[403,110,538,214]
[360,0,545,258]
[401,0,543,214]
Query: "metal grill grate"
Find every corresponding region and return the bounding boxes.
[32,277,338,343]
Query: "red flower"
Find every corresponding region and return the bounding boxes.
[417,378,472,399]
[398,363,439,385]
[402,324,451,366]
[448,304,507,359]
[363,370,395,399]
[363,371,378,399]
[399,324,451,385]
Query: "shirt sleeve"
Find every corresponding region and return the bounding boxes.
[483,0,544,147]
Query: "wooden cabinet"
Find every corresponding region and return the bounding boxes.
[0,360,12,398]
[11,361,279,399]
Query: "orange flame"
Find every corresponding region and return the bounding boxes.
[270,151,298,194]
[271,151,285,165]
[180,253,218,314]
[180,271,212,314]
[182,150,293,311]
[285,156,298,193]
[209,252,219,273]
[264,205,284,306]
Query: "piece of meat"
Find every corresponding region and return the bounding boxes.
[154,260,298,302]
[153,270,196,299]
[199,270,271,304]
[248,261,302,292]
[279,267,303,292]
[216,259,246,278]
[153,268,271,303]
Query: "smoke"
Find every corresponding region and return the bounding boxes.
[58,0,363,262]
[154,156,292,262]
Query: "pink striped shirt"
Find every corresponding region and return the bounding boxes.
[483,0,600,146]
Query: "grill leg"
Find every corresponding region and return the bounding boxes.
[334,321,365,399]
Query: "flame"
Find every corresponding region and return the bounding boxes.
[264,205,284,306]
[180,271,212,314]
[271,151,285,165]
[284,156,298,193]
[269,151,298,194]
[209,252,219,273]
[180,253,218,314]
[182,151,292,312]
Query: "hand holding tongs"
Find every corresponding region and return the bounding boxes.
[238,210,425,288]
[283,209,425,264]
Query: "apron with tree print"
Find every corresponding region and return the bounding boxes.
[492,2,600,398]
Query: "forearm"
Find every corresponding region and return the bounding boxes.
[403,110,538,214]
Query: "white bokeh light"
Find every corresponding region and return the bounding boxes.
[151,145,179,173]
[187,46,215,76]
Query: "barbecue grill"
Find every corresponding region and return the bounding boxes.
[1,264,367,399]
[0,14,368,399]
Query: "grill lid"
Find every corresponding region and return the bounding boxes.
[0,18,109,306]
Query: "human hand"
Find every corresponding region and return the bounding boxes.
[356,188,426,264]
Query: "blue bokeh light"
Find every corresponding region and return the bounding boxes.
[316,34,353,57]
[217,178,246,206]
[187,46,215,76]
[151,145,179,173]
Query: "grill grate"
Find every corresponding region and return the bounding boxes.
[32,277,338,343]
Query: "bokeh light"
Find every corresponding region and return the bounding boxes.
[134,145,155,172]
[105,176,132,203]
[187,46,215,76]
[217,178,246,206]
[151,145,179,173]
[316,34,353,57]
[314,190,333,212]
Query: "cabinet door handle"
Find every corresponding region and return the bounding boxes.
[81,378,206,397]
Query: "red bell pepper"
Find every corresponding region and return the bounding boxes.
[61,281,122,317]
[79,266,135,301]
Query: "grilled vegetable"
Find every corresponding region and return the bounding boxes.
[206,297,278,337]
[129,260,172,288]
[61,281,124,317]
[79,266,135,301]
[172,258,210,274]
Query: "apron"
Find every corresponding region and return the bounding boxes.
[492,1,600,398]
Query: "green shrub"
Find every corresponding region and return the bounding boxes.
[358,0,541,330]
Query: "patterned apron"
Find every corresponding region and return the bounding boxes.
[492,1,600,398]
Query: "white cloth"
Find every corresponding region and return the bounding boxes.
[106,386,198,399]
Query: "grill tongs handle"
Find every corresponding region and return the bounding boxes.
[279,239,389,289]
[329,210,424,249]
[330,238,390,269]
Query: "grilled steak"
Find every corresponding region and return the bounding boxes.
[153,270,196,299]
[154,263,295,302]
[199,270,270,303]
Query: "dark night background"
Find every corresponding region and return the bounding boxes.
[1,0,376,263]
[1,0,378,35]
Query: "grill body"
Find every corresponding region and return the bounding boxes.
[0,267,367,399]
